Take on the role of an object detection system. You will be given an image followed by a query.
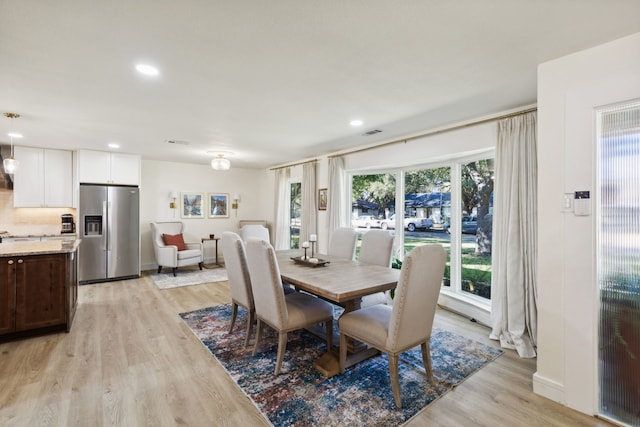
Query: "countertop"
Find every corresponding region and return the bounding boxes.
[0,239,81,257]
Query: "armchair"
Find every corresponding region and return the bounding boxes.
[150,221,203,277]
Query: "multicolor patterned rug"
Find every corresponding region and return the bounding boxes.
[180,304,502,426]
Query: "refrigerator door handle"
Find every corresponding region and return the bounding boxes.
[103,200,108,251]
[106,200,112,251]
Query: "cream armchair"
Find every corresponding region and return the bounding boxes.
[150,221,203,276]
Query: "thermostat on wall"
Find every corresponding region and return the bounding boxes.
[574,191,591,216]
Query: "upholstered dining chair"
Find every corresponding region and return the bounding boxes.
[338,244,447,408]
[327,227,358,260]
[239,224,270,243]
[220,232,255,347]
[245,238,334,375]
[358,229,394,307]
[150,221,203,276]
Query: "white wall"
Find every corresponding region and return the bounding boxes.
[140,160,270,269]
[535,32,640,415]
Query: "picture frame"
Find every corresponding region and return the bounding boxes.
[181,192,205,218]
[318,188,328,211]
[209,193,229,218]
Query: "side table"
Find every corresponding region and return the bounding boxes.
[201,237,221,268]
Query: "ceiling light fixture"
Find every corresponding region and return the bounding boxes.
[135,64,159,76]
[3,112,20,174]
[350,119,363,127]
[211,154,231,171]
[108,143,120,149]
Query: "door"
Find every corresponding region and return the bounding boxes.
[0,258,17,334]
[79,184,107,282]
[107,186,139,279]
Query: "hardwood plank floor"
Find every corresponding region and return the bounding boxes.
[0,273,611,426]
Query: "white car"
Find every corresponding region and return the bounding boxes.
[379,214,434,231]
[351,215,381,229]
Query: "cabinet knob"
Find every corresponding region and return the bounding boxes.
[8,260,13,265]
[18,259,24,264]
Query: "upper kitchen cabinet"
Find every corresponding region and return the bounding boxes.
[13,146,73,207]
[77,150,140,185]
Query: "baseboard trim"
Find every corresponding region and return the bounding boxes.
[533,372,565,405]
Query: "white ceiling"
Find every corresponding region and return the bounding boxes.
[1,1,639,169]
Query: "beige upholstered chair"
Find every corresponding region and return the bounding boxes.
[220,232,255,347]
[245,238,334,375]
[359,229,394,307]
[239,224,270,243]
[150,221,203,277]
[327,227,358,260]
[338,244,447,408]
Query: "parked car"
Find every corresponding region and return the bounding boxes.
[444,214,491,234]
[351,215,381,229]
[379,214,433,231]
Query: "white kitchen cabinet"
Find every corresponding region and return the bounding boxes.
[77,150,140,185]
[13,147,73,207]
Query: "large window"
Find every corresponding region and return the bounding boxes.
[290,182,301,249]
[349,155,494,312]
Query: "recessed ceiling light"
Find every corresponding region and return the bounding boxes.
[7,132,23,138]
[350,119,363,127]
[135,64,159,76]
[108,143,120,149]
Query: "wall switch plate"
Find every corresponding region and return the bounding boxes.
[562,193,573,212]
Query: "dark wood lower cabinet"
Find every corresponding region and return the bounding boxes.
[0,251,78,341]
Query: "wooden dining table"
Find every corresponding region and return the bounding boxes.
[276,250,401,377]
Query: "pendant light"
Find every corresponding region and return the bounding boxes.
[211,153,231,170]
[3,112,20,174]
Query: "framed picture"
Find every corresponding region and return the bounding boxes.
[318,188,328,211]
[181,192,204,218]
[209,193,229,218]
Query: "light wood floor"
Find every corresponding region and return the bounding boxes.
[0,273,611,427]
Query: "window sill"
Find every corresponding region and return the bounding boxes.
[437,288,491,327]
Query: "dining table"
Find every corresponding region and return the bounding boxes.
[276,249,401,377]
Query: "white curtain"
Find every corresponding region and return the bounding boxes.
[273,167,291,250]
[490,111,538,358]
[328,156,349,234]
[301,162,317,242]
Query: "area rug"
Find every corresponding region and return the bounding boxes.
[151,267,228,290]
[180,304,502,426]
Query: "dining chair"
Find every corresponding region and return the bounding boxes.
[327,227,358,260]
[239,224,270,243]
[245,238,334,375]
[358,229,394,307]
[338,244,447,408]
[220,231,255,347]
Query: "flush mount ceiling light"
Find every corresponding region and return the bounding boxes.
[108,143,120,149]
[3,112,21,174]
[350,119,363,127]
[135,63,159,76]
[210,154,231,171]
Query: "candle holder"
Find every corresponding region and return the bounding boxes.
[303,246,308,260]
[311,241,316,258]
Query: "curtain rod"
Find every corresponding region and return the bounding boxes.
[328,107,537,159]
[269,158,318,171]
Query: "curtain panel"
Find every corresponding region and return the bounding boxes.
[328,156,348,234]
[490,111,538,358]
[274,167,291,250]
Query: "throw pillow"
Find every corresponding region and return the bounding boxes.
[162,233,186,251]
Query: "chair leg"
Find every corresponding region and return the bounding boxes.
[389,354,402,408]
[244,309,255,348]
[252,320,263,356]
[274,332,288,375]
[339,333,348,374]
[229,303,238,334]
[421,341,434,382]
[198,262,204,270]
[172,267,177,277]
[157,266,162,274]
[325,318,333,352]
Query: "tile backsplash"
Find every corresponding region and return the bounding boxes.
[0,188,76,235]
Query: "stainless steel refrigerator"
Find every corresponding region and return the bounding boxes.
[79,184,140,284]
